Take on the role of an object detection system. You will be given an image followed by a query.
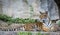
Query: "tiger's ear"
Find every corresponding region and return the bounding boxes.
[39,11,42,14]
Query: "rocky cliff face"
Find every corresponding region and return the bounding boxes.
[1,0,59,20]
[0,0,2,14]
[54,0,60,19]
[1,0,40,19]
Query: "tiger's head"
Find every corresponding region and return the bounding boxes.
[39,11,48,19]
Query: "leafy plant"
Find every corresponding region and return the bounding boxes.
[28,32,32,35]
[0,14,12,22]
[36,32,41,35]
[56,20,60,27]
[0,14,36,24]
[23,0,28,4]
[29,5,34,18]
[17,32,31,35]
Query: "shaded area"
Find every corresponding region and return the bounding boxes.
[54,0,60,19]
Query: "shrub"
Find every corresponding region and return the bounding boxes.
[56,20,60,27]
[0,14,36,24]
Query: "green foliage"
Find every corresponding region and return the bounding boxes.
[17,32,32,35]
[17,32,50,35]
[36,32,41,35]
[29,5,34,18]
[12,0,17,2]
[28,32,32,35]
[18,32,28,35]
[57,20,60,26]
[30,5,33,12]
[0,14,12,22]
[23,0,28,4]
[0,14,36,24]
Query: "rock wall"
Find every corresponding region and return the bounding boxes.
[1,0,59,20]
[0,0,2,14]
[1,0,40,19]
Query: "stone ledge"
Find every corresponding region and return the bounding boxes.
[0,31,60,35]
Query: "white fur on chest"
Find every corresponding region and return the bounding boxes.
[42,18,52,28]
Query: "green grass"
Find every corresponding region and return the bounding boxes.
[36,32,41,35]
[17,32,49,35]
[17,32,32,35]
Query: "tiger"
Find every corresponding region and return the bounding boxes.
[39,11,54,32]
[24,22,43,31]
[23,21,50,32]
[23,11,53,32]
